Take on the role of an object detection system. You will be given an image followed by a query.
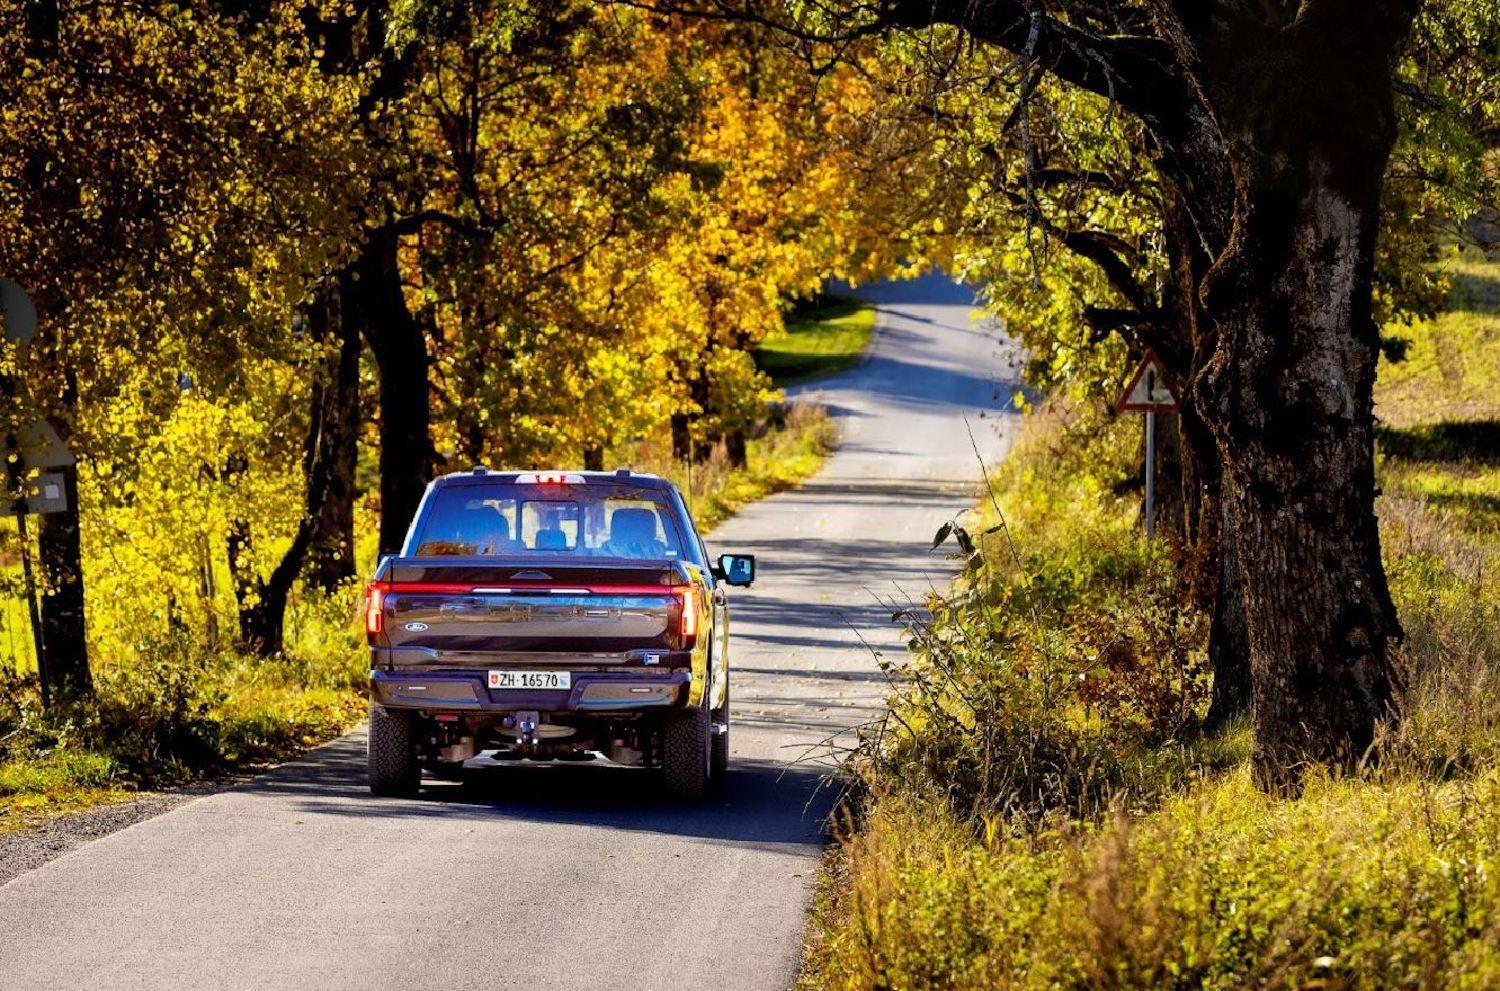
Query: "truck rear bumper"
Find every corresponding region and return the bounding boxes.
[370,668,692,713]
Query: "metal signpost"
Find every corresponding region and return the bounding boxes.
[0,279,73,704]
[1114,349,1180,540]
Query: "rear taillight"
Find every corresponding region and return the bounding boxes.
[677,585,701,641]
[364,585,385,637]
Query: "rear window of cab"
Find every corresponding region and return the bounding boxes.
[410,482,690,561]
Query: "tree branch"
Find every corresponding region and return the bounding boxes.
[887,0,1182,118]
[623,1,1187,121]
[389,210,494,241]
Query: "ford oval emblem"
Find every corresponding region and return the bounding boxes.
[404,622,429,632]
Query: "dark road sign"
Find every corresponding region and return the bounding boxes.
[1114,350,1179,413]
[0,279,37,345]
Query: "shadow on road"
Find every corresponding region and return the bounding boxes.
[234,735,842,850]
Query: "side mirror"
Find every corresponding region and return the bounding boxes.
[716,553,756,587]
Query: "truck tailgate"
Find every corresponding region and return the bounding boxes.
[368,557,693,667]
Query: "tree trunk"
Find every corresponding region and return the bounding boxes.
[34,365,91,701]
[227,515,256,645]
[1203,169,1401,787]
[582,446,604,471]
[236,576,293,657]
[724,428,747,469]
[1160,179,1252,731]
[36,460,91,700]
[1203,537,1251,730]
[353,228,436,555]
[306,277,362,593]
[234,402,334,657]
[672,368,712,462]
[230,289,348,656]
[1179,371,1251,732]
[670,413,692,462]
[1187,16,1413,787]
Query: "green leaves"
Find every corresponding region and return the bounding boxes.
[933,518,987,573]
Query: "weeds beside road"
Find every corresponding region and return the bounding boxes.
[803,254,1500,990]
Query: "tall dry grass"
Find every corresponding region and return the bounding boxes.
[806,381,1500,990]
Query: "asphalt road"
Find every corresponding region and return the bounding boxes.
[0,272,1020,991]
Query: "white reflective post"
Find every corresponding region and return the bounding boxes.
[1144,409,1156,541]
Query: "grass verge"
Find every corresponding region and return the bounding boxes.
[0,613,368,834]
[756,296,876,386]
[801,252,1500,990]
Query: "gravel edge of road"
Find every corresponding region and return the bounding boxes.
[0,786,214,887]
[0,728,370,888]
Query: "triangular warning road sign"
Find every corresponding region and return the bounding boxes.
[1114,349,1180,412]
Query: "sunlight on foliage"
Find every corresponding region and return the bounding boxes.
[806,257,1500,990]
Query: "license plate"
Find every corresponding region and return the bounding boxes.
[488,670,571,690]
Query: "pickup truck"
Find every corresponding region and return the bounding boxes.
[363,468,755,799]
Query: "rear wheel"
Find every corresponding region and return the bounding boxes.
[368,704,420,797]
[662,705,711,799]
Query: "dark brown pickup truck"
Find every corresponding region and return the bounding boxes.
[363,468,755,799]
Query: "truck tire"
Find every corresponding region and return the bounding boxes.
[368,704,420,797]
[710,677,730,778]
[662,705,711,799]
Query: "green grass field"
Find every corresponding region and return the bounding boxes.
[755,296,876,386]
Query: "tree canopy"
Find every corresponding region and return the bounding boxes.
[2,0,1496,789]
[0,0,887,685]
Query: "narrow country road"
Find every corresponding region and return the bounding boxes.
[0,272,1020,991]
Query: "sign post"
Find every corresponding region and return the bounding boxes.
[1113,349,1180,540]
[0,279,72,703]
[7,456,74,703]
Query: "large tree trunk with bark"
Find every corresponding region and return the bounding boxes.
[352,228,436,555]
[1182,10,1413,787]
[871,0,1417,789]
[305,277,362,593]
[1201,171,1402,785]
[36,458,91,700]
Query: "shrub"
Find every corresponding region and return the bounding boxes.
[817,771,1500,991]
[811,383,1500,991]
[868,402,1212,826]
[0,749,122,797]
[81,631,227,784]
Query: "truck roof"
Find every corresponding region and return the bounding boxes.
[429,468,674,491]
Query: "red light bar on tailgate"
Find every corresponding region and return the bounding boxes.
[516,472,585,485]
